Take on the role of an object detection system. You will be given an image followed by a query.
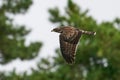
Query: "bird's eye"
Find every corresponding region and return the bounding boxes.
[60,30,63,33]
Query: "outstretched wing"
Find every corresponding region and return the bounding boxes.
[59,30,82,64]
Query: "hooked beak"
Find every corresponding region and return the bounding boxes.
[51,29,54,32]
[51,30,53,32]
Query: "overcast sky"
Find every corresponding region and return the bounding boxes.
[0,0,120,74]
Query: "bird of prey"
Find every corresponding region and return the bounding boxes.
[51,26,96,64]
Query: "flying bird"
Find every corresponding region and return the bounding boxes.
[51,26,96,64]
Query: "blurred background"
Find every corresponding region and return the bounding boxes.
[0,0,120,80]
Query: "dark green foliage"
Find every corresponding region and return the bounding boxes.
[0,0,42,64]
[0,0,32,14]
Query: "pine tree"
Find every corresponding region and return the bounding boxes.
[0,0,42,64]
[48,0,120,80]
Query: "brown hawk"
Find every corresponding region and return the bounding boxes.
[51,26,96,64]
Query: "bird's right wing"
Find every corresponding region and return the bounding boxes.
[59,30,82,64]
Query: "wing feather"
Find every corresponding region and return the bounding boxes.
[59,30,82,64]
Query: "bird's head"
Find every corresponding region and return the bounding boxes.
[51,27,63,33]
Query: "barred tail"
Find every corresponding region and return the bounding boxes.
[80,30,96,35]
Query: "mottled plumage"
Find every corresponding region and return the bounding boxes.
[51,26,96,64]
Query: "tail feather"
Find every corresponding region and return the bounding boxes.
[80,30,96,35]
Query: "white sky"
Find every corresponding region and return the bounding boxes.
[0,0,120,74]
